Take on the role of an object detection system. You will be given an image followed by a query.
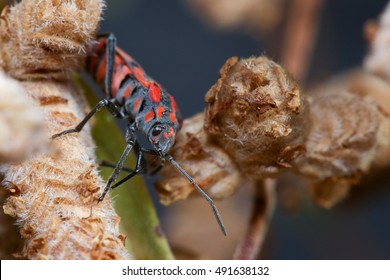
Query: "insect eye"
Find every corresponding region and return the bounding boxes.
[152,126,163,136]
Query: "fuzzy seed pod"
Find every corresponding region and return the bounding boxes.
[0,0,104,80]
[157,113,242,203]
[300,69,390,165]
[317,70,390,168]
[295,90,389,208]
[205,56,308,177]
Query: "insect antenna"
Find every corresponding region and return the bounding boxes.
[165,154,227,236]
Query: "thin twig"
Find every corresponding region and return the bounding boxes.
[280,0,325,82]
[233,178,276,260]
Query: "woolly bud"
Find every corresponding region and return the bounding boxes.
[295,90,389,208]
[0,0,104,80]
[204,56,307,177]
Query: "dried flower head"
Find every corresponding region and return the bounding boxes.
[204,56,308,177]
[156,113,242,204]
[295,90,389,208]
[305,70,390,168]
[0,0,104,80]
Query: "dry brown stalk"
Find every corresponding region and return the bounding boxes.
[0,0,129,259]
[280,0,325,82]
[233,178,276,260]
[186,0,286,34]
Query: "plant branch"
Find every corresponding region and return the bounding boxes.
[280,0,325,82]
[233,178,276,260]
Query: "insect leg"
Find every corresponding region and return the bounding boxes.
[108,143,148,189]
[134,147,164,175]
[104,33,116,99]
[51,99,122,139]
[140,147,159,155]
[99,160,135,173]
[165,154,227,236]
[100,147,162,183]
[98,124,139,201]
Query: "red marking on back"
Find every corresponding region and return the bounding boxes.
[133,97,143,113]
[123,85,132,99]
[133,66,149,87]
[112,47,150,94]
[96,56,107,84]
[149,83,161,103]
[116,47,133,62]
[144,109,155,123]
[112,55,139,99]
[111,68,124,95]
[170,95,177,112]
[163,127,175,139]
[157,106,165,118]
[170,112,177,124]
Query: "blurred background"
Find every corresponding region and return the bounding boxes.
[99,0,390,259]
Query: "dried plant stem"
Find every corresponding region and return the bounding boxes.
[233,178,276,260]
[1,80,129,259]
[280,0,324,81]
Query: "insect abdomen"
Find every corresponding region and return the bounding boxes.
[86,39,146,104]
[86,37,183,129]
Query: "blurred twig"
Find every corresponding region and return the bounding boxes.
[233,179,276,260]
[280,0,325,82]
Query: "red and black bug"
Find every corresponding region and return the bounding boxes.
[52,33,226,235]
